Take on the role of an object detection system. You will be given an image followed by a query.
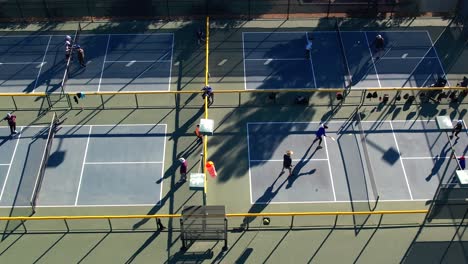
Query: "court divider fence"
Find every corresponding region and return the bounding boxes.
[0,209,436,233]
[0,86,466,112]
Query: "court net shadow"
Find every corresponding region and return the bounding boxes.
[2,127,50,241]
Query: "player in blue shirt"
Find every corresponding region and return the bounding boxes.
[313,124,328,149]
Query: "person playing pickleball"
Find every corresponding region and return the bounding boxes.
[374,34,384,59]
[313,124,328,149]
[451,120,463,139]
[282,150,293,177]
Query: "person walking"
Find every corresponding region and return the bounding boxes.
[4,113,18,135]
[201,85,214,106]
[195,124,203,143]
[282,150,293,177]
[374,34,385,59]
[451,120,463,139]
[313,124,328,149]
[179,158,188,182]
[305,35,313,58]
[197,28,205,45]
[76,45,86,67]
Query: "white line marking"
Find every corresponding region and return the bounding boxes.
[35,62,47,68]
[242,32,248,91]
[106,60,158,63]
[324,137,337,201]
[32,35,52,92]
[0,164,10,166]
[85,161,163,165]
[2,203,163,208]
[363,32,382,88]
[264,58,272,65]
[401,53,408,59]
[218,59,228,66]
[246,58,307,61]
[404,46,437,87]
[125,60,136,67]
[250,158,329,162]
[174,61,180,66]
[159,124,167,204]
[379,56,438,60]
[75,126,92,206]
[425,31,450,86]
[97,34,111,92]
[389,121,413,200]
[306,32,317,88]
[247,123,254,204]
[0,62,43,65]
[401,156,450,160]
[0,129,22,202]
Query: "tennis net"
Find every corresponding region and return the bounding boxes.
[30,113,59,213]
[355,112,379,204]
[60,22,82,94]
[335,19,352,88]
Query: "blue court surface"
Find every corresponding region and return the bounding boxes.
[0,124,167,207]
[0,33,173,93]
[247,120,467,204]
[243,31,447,90]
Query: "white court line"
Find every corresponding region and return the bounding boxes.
[0,203,162,208]
[306,32,318,89]
[363,32,382,88]
[425,31,450,86]
[0,198,430,208]
[250,158,328,162]
[324,137,337,201]
[252,198,430,204]
[33,35,52,93]
[0,129,22,202]
[97,34,111,92]
[0,164,10,166]
[389,121,414,200]
[85,161,163,165]
[247,120,438,125]
[401,156,451,160]
[0,62,44,65]
[159,124,167,205]
[167,34,174,92]
[245,58,307,61]
[74,125,92,206]
[105,60,172,63]
[379,57,438,60]
[7,123,168,128]
[0,35,53,38]
[243,31,306,35]
[242,32,248,90]
[247,123,254,204]
[403,46,439,87]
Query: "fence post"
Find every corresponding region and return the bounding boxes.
[108,218,113,232]
[100,95,105,109]
[14,0,24,20]
[11,96,18,111]
[290,215,294,229]
[287,0,291,20]
[64,219,70,232]
[134,94,139,108]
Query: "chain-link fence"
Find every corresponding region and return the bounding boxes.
[0,0,460,21]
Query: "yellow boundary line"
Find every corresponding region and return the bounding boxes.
[0,210,428,221]
[203,16,210,195]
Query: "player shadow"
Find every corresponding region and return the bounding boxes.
[2,127,49,241]
[241,173,288,229]
[286,145,319,189]
[425,142,451,182]
[132,178,183,230]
